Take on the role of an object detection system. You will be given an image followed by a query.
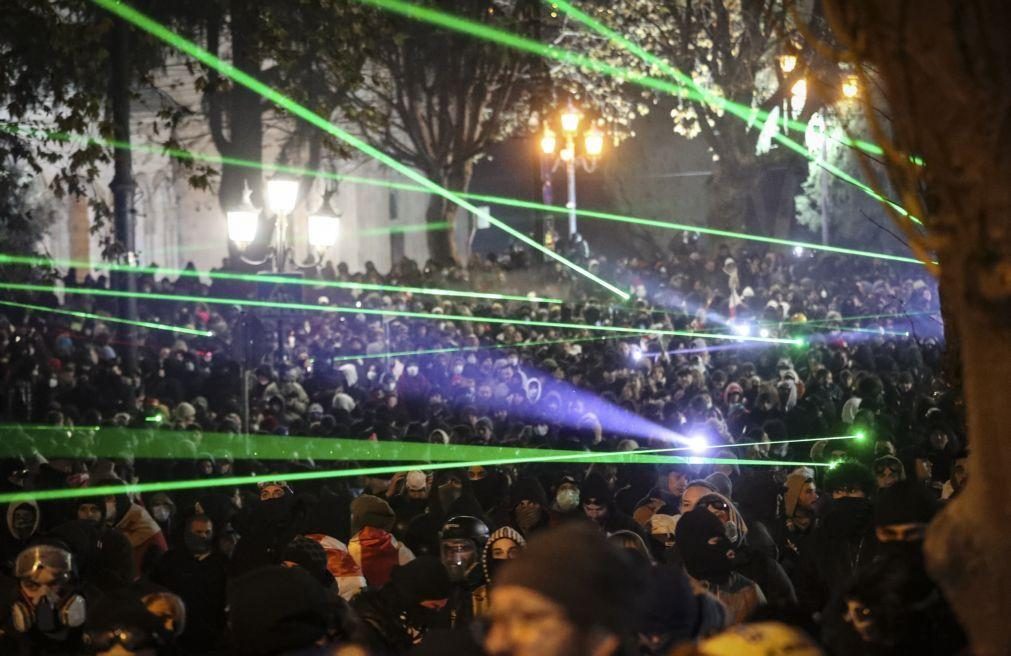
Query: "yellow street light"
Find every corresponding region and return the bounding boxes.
[560,106,582,135]
[841,74,859,99]
[540,126,557,155]
[584,125,604,158]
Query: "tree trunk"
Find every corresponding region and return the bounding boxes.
[211,1,264,214]
[706,160,754,236]
[424,164,472,266]
[924,304,1011,654]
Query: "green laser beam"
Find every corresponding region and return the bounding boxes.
[0,299,213,337]
[356,0,922,229]
[0,446,827,505]
[546,0,922,227]
[90,0,628,301]
[0,253,562,305]
[359,221,449,236]
[0,122,920,265]
[0,421,857,465]
[0,282,800,345]
[329,333,633,362]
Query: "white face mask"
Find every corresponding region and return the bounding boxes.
[534,424,549,436]
[406,366,419,377]
[508,357,519,366]
[366,370,377,381]
[48,377,58,389]
[452,365,464,375]
[555,488,580,512]
[151,506,171,522]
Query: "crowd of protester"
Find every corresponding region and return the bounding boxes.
[0,234,967,655]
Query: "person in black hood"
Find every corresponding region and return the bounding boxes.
[872,479,938,563]
[0,500,41,573]
[151,514,227,653]
[506,476,550,538]
[579,473,644,538]
[404,471,488,556]
[229,481,305,576]
[793,461,877,617]
[675,508,766,625]
[351,555,452,653]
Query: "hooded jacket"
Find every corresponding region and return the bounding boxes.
[0,500,40,570]
[471,525,528,616]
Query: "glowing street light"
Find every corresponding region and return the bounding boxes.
[540,126,557,155]
[841,74,859,99]
[583,125,604,158]
[266,177,300,215]
[560,105,582,134]
[307,212,340,250]
[538,103,604,237]
[227,183,260,251]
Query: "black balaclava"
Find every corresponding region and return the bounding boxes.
[674,508,735,584]
[824,496,874,539]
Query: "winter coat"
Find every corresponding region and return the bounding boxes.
[152,549,228,652]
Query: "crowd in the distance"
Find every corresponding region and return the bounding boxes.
[0,234,967,655]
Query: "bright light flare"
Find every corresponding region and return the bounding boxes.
[307,213,340,249]
[226,209,259,248]
[266,177,300,215]
[584,125,604,157]
[540,126,557,154]
[688,435,709,454]
[560,107,582,134]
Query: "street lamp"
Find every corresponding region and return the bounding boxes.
[227,183,260,252]
[841,74,859,99]
[539,103,604,237]
[266,176,300,271]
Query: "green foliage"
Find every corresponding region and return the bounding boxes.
[0,166,58,282]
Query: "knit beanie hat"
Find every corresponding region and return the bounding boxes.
[579,473,613,507]
[783,472,812,518]
[874,480,939,527]
[705,472,733,500]
[350,494,396,534]
[389,555,452,604]
[227,566,329,655]
[511,476,548,509]
[496,522,642,635]
[281,536,335,588]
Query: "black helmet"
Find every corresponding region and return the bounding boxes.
[439,515,490,550]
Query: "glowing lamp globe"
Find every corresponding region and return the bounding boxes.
[226,209,259,249]
[266,178,300,215]
[540,127,557,155]
[560,107,581,134]
[307,213,340,249]
[584,126,604,158]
